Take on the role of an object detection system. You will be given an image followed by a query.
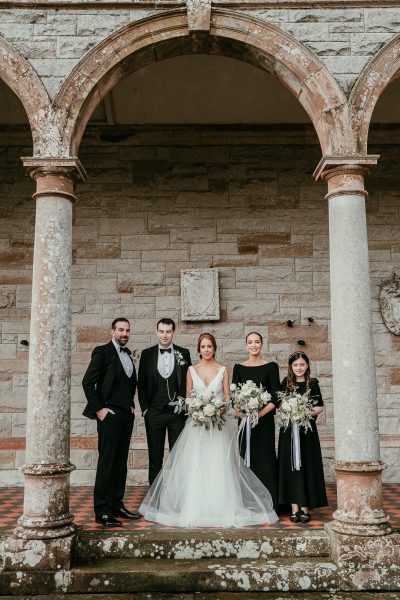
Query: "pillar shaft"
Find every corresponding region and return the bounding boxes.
[327,167,379,463]
[15,159,86,540]
[315,157,390,536]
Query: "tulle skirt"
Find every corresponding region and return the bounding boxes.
[139,413,278,528]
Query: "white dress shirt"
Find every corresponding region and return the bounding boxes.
[112,340,133,378]
[157,344,175,379]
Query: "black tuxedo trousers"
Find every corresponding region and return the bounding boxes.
[144,406,185,485]
[94,407,134,515]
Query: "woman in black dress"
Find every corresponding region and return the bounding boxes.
[278,351,328,523]
[232,332,280,511]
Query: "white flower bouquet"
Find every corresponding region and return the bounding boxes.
[170,390,226,431]
[275,389,313,432]
[230,380,271,428]
[275,389,315,470]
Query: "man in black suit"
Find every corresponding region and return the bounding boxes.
[82,317,140,527]
[138,318,191,485]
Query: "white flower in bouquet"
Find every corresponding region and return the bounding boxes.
[189,397,203,410]
[213,396,225,409]
[248,397,260,411]
[275,389,313,432]
[203,403,216,417]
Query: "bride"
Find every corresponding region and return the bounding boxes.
[139,333,278,527]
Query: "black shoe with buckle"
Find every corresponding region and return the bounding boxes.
[112,507,142,520]
[289,511,301,523]
[299,510,311,523]
[95,514,123,527]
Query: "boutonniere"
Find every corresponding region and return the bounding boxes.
[174,350,186,366]
[130,349,141,364]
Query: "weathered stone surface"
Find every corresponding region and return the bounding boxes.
[181,268,220,322]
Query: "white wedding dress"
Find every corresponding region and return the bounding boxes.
[139,366,278,527]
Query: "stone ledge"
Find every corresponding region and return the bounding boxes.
[1,0,400,6]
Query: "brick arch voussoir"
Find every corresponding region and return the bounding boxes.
[0,36,51,155]
[350,34,400,154]
[53,9,351,157]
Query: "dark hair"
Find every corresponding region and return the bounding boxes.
[157,318,176,331]
[197,333,217,358]
[285,351,311,392]
[112,318,130,330]
[245,331,263,344]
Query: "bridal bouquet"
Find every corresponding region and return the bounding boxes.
[230,380,271,428]
[275,389,313,432]
[170,390,226,431]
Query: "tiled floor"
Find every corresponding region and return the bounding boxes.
[1,483,399,532]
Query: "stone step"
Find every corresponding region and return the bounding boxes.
[0,556,339,595]
[2,594,400,600]
[75,528,330,562]
[65,556,340,593]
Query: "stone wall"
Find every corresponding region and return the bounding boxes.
[0,124,399,485]
[0,4,399,98]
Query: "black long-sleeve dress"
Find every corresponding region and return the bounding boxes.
[277,378,327,509]
[232,362,280,510]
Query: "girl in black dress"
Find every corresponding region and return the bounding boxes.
[232,332,280,511]
[278,351,327,523]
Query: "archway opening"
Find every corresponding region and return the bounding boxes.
[363,76,400,478]
[0,78,34,486]
[71,48,335,488]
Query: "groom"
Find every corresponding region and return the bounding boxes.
[138,318,191,484]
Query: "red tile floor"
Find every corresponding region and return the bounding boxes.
[0,483,399,532]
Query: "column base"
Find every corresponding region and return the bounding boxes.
[0,532,76,572]
[15,462,76,540]
[14,518,76,540]
[326,523,400,590]
[331,460,391,537]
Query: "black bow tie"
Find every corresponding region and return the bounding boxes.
[120,347,129,354]
[160,348,172,354]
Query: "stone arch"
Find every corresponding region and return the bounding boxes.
[350,34,400,154]
[0,36,51,155]
[52,9,351,157]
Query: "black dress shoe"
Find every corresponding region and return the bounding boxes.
[95,514,123,527]
[299,510,311,523]
[289,511,301,523]
[112,507,142,520]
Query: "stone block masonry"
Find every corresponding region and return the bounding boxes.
[1,5,400,98]
[0,124,399,485]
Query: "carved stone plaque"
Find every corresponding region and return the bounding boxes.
[380,273,400,335]
[181,268,220,321]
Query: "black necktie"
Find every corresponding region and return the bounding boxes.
[160,348,172,354]
[120,347,129,353]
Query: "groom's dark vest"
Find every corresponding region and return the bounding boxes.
[152,369,179,410]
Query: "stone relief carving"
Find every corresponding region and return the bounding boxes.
[181,268,220,321]
[380,273,400,335]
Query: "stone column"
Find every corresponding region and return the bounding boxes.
[315,156,391,537]
[14,158,86,540]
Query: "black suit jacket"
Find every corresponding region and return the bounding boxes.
[137,344,191,413]
[82,341,137,419]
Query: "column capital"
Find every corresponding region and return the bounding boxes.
[21,157,87,183]
[313,155,379,182]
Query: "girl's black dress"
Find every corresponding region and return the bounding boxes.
[277,378,327,509]
[232,362,280,510]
